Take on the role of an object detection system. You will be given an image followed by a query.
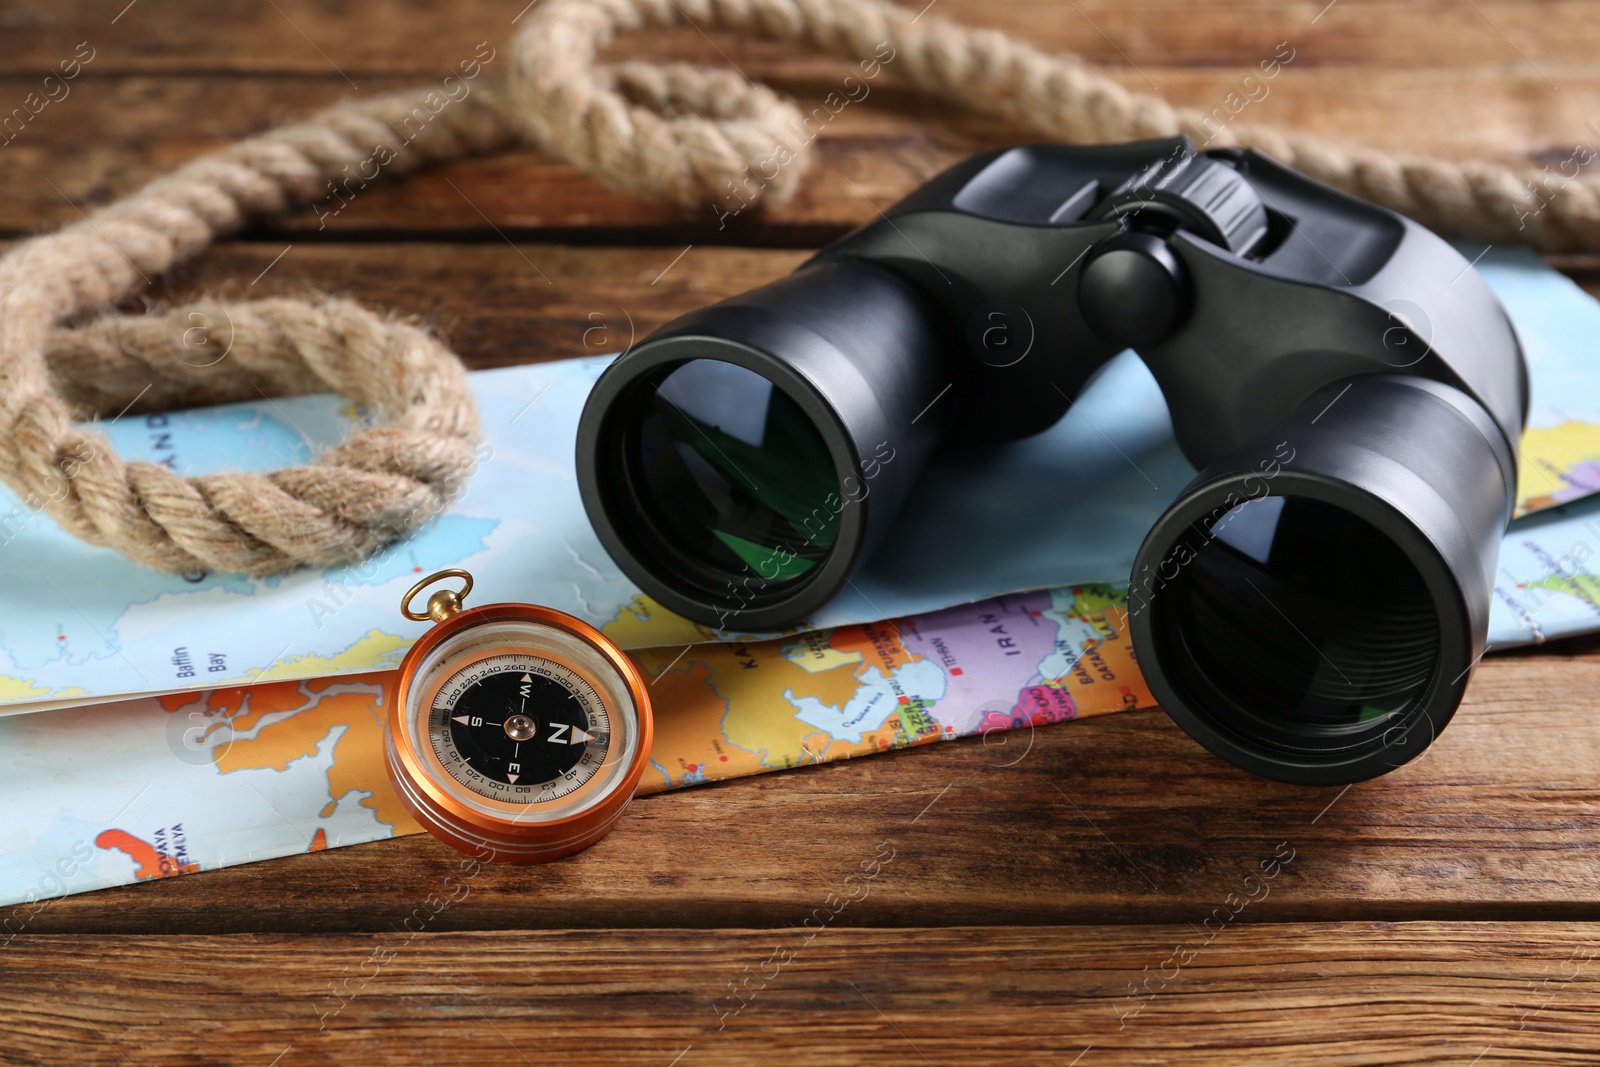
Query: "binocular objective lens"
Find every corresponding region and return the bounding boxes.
[1165,495,1440,732]
[630,359,840,587]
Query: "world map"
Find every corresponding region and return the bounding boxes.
[0,586,1146,908]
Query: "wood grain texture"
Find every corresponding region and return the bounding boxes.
[3,65,1587,236]
[7,0,1600,1061]
[3,65,1594,237]
[4,923,1599,1065]
[13,635,1600,936]
[136,241,813,369]
[4,0,1599,238]
[7,0,1600,74]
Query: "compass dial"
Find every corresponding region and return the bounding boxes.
[387,581,653,864]
[429,654,613,803]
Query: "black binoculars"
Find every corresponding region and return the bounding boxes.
[576,136,1526,785]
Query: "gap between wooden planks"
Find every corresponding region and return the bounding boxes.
[7,0,1599,76]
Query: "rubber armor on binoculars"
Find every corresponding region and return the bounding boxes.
[576,136,1527,786]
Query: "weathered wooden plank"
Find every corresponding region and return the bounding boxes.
[10,635,1600,935]
[133,242,812,369]
[4,0,1598,239]
[24,237,1600,379]
[0,62,1592,238]
[4,0,1599,74]
[2,923,1597,1065]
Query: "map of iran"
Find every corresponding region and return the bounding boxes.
[633,585,1153,793]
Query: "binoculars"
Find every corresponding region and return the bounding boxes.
[576,137,1526,785]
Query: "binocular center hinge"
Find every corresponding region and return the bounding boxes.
[1077,153,1276,349]
[1078,230,1191,349]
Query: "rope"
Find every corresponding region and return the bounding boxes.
[1,0,1586,575]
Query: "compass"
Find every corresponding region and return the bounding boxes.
[385,569,653,863]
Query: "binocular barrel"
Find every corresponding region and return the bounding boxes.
[576,257,951,631]
[1129,374,1515,784]
[575,137,1528,785]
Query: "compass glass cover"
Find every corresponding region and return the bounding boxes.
[402,618,641,820]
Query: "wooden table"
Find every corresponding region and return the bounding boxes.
[6,1,1600,1062]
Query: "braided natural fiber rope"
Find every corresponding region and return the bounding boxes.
[4,0,1589,576]
[1,86,519,575]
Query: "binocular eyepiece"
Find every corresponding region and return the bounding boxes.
[576,137,1527,785]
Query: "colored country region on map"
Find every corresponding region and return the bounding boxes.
[907,585,1144,733]
[1519,571,1600,619]
[95,828,199,881]
[904,594,1058,720]
[160,676,420,836]
[225,629,412,686]
[634,633,867,780]
[1518,421,1600,516]
[1488,517,1600,646]
[996,685,1079,732]
[786,619,945,746]
[600,594,716,650]
[635,655,819,791]
[833,619,924,677]
[788,658,949,746]
[1054,583,1126,620]
[0,675,48,702]
[782,630,864,673]
[633,584,1154,793]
